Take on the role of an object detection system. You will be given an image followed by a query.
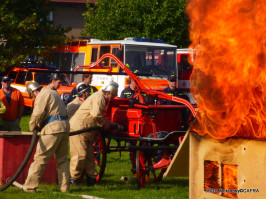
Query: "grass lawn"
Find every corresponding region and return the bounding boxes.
[0,109,189,199]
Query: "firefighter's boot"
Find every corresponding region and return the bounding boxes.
[86,175,96,186]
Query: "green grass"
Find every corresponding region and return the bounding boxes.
[0,111,189,199]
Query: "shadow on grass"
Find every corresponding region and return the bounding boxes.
[71,176,188,192]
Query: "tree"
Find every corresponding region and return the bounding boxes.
[83,0,190,48]
[0,0,70,71]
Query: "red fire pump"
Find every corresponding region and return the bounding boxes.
[81,53,197,188]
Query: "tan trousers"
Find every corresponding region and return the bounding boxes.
[69,130,98,180]
[23,133,70,192]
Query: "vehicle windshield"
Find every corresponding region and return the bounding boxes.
[125,45,176,76]
[34,72,71,86]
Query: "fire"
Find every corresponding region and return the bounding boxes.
[204,161,219,193]
[186,0,266,139]
[222,164,238,198]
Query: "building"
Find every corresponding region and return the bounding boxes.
[48,0,96,38]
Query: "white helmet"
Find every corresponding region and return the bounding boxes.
[26,81,42,98]
[101,80,119,96]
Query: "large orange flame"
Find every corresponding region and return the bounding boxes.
[186,0,266,139]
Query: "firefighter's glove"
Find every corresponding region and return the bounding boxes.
[36,123,42,132]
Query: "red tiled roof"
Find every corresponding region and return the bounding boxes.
[49,0,96,3]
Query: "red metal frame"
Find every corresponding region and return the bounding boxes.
[74,53,197,117]
[75,53,197,187]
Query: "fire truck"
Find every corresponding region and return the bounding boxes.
[7,63,74,107]
[176,48,195,104]
[49,38,194,103]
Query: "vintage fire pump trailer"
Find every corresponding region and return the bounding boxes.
[0,53,196,190]
[81,53,197,187]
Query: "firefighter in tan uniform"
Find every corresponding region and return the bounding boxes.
[23,74,70,193]
[69,81,122,187]
[67,83,90,119]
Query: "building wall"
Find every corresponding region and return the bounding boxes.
[52,4,87,38]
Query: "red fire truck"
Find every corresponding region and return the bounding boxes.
[177,48,195,104]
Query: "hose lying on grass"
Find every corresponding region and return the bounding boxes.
[0,126,102,192]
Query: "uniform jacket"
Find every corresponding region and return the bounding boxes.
[29,86,70,135]
[69,90,106,131]
[160,87,189,105]
[0,88,24,120]
[67,97,84,119]
[120,86,135,98]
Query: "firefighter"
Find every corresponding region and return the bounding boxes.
[69,80,122,187]
[67,83,90,119]
[67,74,97,103]
[161,74,190,104]
[120,78,136,98]
[23,74,70,193]
[161,74,190,130]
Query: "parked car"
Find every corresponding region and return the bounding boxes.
[7,64,75,107]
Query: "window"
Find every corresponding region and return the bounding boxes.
[16,71,27,84]
[34,72,70,86]
[72,53,85,70]
[100,46,111,66]
[61,53,73,71]
[25,72,33,82]
[91,47,98,63]
[125,46,176,75]
[180,54,193,70]
[111,47,120,67]
[71,53,85,82]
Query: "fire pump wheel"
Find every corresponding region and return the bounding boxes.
[136,150,149,188]
[93,132,107,182]
[135,139,169,188]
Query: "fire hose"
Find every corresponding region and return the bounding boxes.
[0,126,102,192]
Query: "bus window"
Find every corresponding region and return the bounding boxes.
[125,46,175,75]
[91,47,98,63]
[71,41,79,46]
[111,47,120,67]
[72,53,85,70]
[72,53,86,82]
[100,46,111,66]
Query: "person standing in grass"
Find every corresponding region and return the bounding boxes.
[0,76,24,131]
[23,74,70,193]
[69,81,123,187]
